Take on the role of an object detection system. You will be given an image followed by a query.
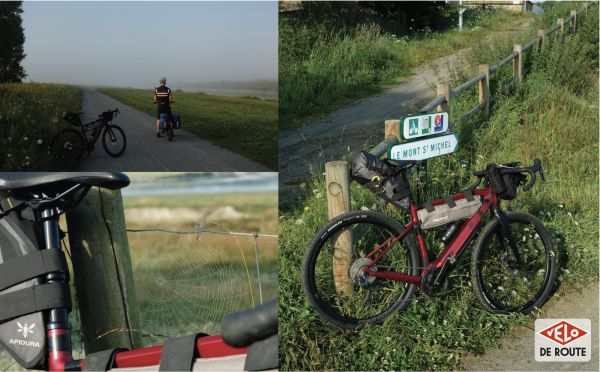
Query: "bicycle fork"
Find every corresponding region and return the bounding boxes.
[492,207,523,268]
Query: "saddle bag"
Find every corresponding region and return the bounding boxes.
[0,196,68,370]
[351,151,411,209]
[417,192,481,229]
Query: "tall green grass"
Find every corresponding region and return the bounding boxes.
[97,88,278,170]
[279,8,532,130]
[0,83,81,170]
[279,5,598,371]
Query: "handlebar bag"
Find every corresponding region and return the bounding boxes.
[101,110,115,122]
[0,196,47,369]
[497,173,526,200]
[417,196,482,229]
[351,151,411,209]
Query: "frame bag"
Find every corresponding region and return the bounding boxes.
[417,192,482,229]
[0,196,47,369]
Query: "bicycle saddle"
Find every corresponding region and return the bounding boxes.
[0,172,130,192]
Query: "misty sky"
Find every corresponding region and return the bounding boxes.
[21,1,278,88]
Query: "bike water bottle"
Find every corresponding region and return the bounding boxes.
[441,222,460,244]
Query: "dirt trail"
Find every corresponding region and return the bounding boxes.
[78,88,269,171]
[278,50,469,204]
[279,21,535,205]
[461,282,599,371]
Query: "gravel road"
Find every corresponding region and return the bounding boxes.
[78,88,269,171]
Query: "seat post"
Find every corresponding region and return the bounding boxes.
[41,207,74,371]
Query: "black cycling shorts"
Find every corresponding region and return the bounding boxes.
[157,105,172,119]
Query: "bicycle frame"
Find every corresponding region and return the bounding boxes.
[78,119,106,147]
[364,187,498,286]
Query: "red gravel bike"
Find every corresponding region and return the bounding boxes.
[51,109,126,160]
[302,157,556,329]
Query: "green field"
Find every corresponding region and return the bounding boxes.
[0,83,81,170]
[279,4,598,370]
[97,88,278,170]
[124,191,278,343]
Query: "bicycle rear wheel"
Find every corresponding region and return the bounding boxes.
[51,129,85,162]
[302,210,419,329]
[167,122,174,141]
[471,211,556,313]
[102,124,126,157]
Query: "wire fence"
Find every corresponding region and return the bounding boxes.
[126,225,278,305]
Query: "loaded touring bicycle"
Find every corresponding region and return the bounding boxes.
[0,173,277,371]
[302,153,556,329]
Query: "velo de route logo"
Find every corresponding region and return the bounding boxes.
[535,319,591,362]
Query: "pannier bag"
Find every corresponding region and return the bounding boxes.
[172,112,182,129]
[0,196,49,369]
[485,163,526,200]
[417,192,481,229]
[351,151,411,209]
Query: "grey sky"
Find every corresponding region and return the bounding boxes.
[22,1,278,88]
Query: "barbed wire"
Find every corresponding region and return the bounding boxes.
[125,224,277,304]
[126,225,277,239]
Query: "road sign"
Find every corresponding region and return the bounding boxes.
[402,112,449,140]
[389,132,458,161]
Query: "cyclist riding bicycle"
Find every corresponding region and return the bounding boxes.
[153,77,173,137]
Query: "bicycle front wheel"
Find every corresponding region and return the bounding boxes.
[51,129,85,162]
[471,211,556,313]
[302,210,419,329]
[102,124,126,157]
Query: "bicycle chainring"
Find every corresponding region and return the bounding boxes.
[421,269,448,296]
[349,257,377,288]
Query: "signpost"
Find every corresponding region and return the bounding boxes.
[389,132,458,161]
[402,112,449,140]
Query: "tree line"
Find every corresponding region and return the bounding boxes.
[0,1,26,83]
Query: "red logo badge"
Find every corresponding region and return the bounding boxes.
[539,320,588,346]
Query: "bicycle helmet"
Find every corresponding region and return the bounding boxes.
[160,77,167,84]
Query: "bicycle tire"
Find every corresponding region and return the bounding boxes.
[50,128,85,162]
[102,124,126,157]
[471,211,556,313]
[167,121,174,142]
[302,210,419,329]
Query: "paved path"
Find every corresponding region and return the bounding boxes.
[461,282,599,371]
[78,89,269,171]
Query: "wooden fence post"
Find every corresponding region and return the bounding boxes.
[325,161,353,296]
[436,83,450,113]
[584,3,588,15]
[537,29,546,52]
[513,44,523,82]
[571,10,577,33]
[478,64,490,117]
[384,119,401,142]
[66,188,142,353]
[558,18,564,39]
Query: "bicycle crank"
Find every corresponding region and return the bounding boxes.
[421,269,449,296]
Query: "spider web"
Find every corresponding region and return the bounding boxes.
[130,228,254,345]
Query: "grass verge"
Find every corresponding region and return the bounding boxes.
[0,83,81,170]
[279,5,598,370]
[97,88,278,170]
